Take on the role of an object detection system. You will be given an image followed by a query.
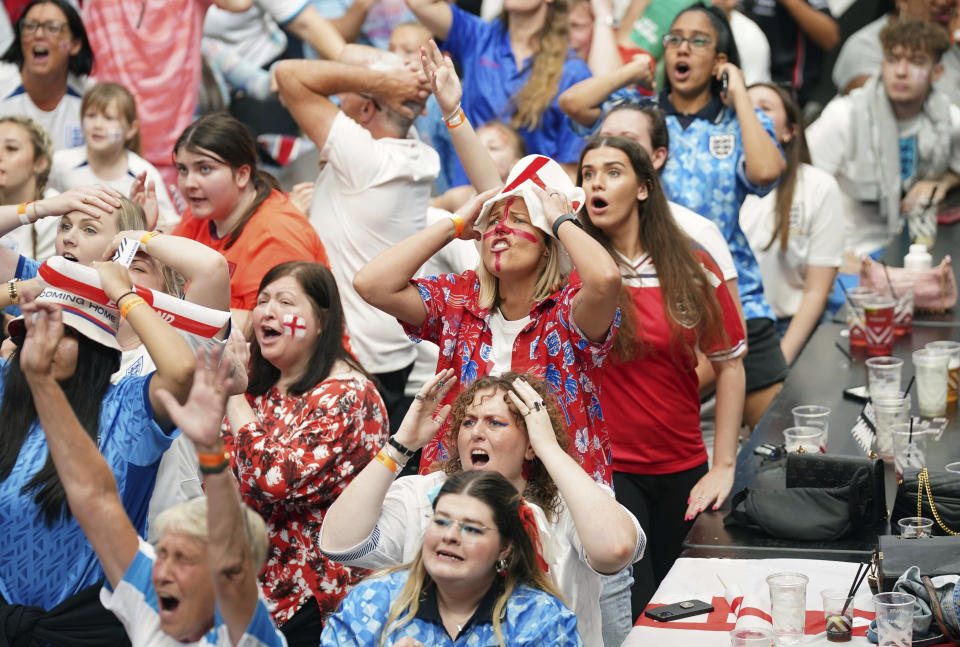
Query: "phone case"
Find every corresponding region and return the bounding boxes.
[644,599,715,622]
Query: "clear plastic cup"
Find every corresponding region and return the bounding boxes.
[730,627,775,646]
[893,424,928,481]
[913,348,948,417]
[897,516,933,538]
[946,462,960,474]
[846,287,876,347]
[873,592,915,647]
[767,573,808,645]
[792,405,830,449]
[783,427,823,454]
[866,356,904,399]
[821,588,853,642]
[872,393,911,460]
[925,341,960,404]
[888,280,914,336]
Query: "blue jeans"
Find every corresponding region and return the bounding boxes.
[600,566,634,647]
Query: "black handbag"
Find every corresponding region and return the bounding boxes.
[870,534,960,592]
[891,468,960,536]
[725,453,886,541]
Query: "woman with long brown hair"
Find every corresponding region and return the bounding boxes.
[739,83,843,364]
[406,0,590,184]
[577,135,745,617]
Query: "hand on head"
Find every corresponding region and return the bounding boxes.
[394,368,458,450]
[379,59,431,119]
[531,185,573,228]
[155,347,234,452]
[505,377,559,456]
[455,186,502,241]
[421,39,462,117]
[37,185,123,221]
[18,290,64,381]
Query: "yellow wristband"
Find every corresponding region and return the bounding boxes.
[374,449,399,474]
[17,202,32,225]
[140,231,160,246]
[450,215,465,239]
[119,296,148,318]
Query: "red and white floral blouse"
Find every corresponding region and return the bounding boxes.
[221,374,388,626]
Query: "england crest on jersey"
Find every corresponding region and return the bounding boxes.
[708,134,735,159]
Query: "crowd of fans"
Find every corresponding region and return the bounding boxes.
[0,0,958,645]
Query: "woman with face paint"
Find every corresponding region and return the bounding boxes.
[0,0,92,151]
[50,83,179,231]
[221,261,388,647]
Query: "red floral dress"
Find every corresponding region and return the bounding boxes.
[221,374,388,625]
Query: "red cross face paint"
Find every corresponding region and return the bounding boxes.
[281,314,307,339]
[481,197,544,275]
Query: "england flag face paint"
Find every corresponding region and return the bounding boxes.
[281,314,307,339]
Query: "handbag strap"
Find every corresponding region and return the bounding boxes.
[918,468,960,535]
[922,575,960,645]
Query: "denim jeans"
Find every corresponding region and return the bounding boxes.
[599,566,635,647]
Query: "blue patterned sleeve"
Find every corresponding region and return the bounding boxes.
[398,272,462,345]
[736,109,784,198]
[509,589,585,646]
[108,373,175,467]
[320,576,394,646]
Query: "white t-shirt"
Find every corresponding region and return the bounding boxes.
[0,10,12,58]
[203,0,308,69]
[489,309,530,375]
[0,63,86,151]
[729,10,772,86]
[669,200,738,282]
[318,471,645,647]
[0,187,59,261]
[740,164,844,318]
[310,110,440,374]
[50,147,180,230]
[405,206,480,397]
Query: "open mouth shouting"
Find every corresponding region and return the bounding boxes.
[258,323,282,345]
[157,592,181,619]
[469,448,490,468]
[62,252,78,262]
[673,61,692,83]
[30,45,50,66]
[589,196,609,216]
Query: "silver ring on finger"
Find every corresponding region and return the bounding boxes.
[534,401,543,412]
[414,393,425,402]
[437,380,445,388]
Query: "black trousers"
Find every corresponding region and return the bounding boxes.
[278,598,324,647]
[613,462,709,620]
[374,362,414,434]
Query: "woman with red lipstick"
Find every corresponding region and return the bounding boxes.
[0,0,92,151]
[222,261,388,646]
[355,159,623,488]
[170,113,329,334]
[578,135,745,617]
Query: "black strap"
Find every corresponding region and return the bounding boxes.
[921,575,960,645]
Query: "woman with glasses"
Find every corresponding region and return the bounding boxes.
[0,0,92,151]
[656,5,787,428]
[320,371,643,647]
[322,470,583,647]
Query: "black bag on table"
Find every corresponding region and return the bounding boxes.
[725,453,886,541]
[870,534,960,593]
[891,468,960,537]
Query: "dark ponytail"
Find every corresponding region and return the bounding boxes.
[174,112,281,250]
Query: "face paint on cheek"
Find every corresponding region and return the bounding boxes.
[281,314,307,339]
[910,65,929,82]
[58,40,70,53]
[481,225,539,244]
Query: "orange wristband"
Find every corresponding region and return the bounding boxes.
[445,107,466,130]
[374,449,399,474]
[197,449,230,467]
[119,296,148,318]
[140,231,160,245]
[450,215,465,238]
[17,202,32,225]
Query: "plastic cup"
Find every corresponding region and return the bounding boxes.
[872,393,911,460]
[846,287,875,347]
[864,297,896,356]
[925,341,960,404]
[866,357,904,399]
[873,592,915,647]
[892,424,928,482]
[792,405,830,449]
[888,280,914,336]
[913,348,948,417]
[897,516,933,538]
[783,427,823,454]
[767,573,808,645]
[946,462,960,474]
[821,588,853,642]
[730,627,775,646]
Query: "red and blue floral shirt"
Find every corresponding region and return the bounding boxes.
[401,270,619,485]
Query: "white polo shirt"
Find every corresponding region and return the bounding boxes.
[0,63,86,151]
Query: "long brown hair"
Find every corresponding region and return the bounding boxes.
[577,136,727,363]
[378,471,562,647]
[438,373,568,520]
[173,112,281,250]
[750,84,810,252]
[505,0,572,130]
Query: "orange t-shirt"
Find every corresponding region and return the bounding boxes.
[172,190,329,310]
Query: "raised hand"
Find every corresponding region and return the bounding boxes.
[457,186,502,241]
[531,184,574,229]
[18,292,65,381]
[421,39,462,117]
[129,172,159,232]
[154,347,234,452]
[223,326,250,396]
[714,62,746,106]
[393,368,458,450]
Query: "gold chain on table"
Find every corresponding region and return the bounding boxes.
[918,468,960,535]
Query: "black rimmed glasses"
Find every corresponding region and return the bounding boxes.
[20,20,69,36]
[662,33,714,49]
